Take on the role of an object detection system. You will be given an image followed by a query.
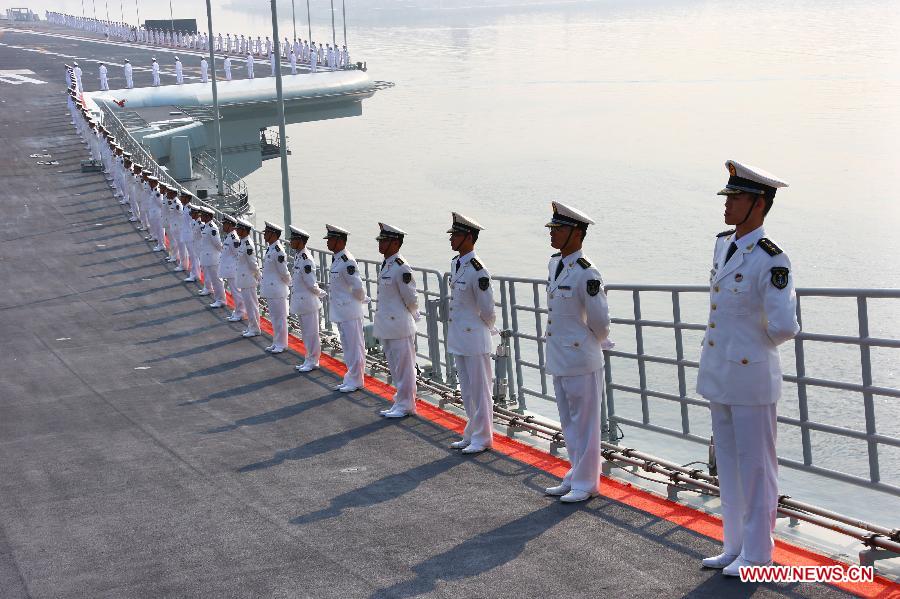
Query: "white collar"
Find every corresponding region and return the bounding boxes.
[457,250,476,264]
[733,226,765,251]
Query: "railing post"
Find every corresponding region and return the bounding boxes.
[533,281,548,398]
[794,296,813,466]
[508,281,526,409]
[424,297,444,383]
[633,289,650,424]
[857,296,881,484]
[672,290,690,435]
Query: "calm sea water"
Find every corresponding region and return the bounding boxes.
[41,0,900,522]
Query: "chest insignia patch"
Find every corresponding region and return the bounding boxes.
[734,273,743,282]
[771,267,789,290]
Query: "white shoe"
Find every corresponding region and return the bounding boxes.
[174,266,184,272]
[559,489,597,503]
[183,276,196,282]
[296,363,318,372]
[702,553,739,569]
[384,410,413,419]
[461,444,489,454]
[138,226,146,231]
[449,440,470,449]
[339,386,359,393]
[264,345,275,352]
[722,556,771,578]
[544,484,572,497]
[166,257,177,263]
[227,314,245,322]
[197,289,211,296]
[242,330,260,338]
[128,217,138,222]
[269,347,285,354]
[209,301,225,308]
[152,246,163,252]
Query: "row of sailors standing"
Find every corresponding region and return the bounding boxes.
[69,92,800,578]
[70,41,348,93]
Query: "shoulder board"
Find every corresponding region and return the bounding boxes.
[396,257,404,265]
[716,229,735,238]
[341,254,348,261]
[301,252,307,260]
[470,258,483,271]
[577,257,591,269]
[551,252,561,257]
[757,237,783,256]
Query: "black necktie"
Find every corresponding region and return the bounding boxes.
[554,259,565,280]
[725,242,738,265]
[381,260,386,270]
[455,258,461,272]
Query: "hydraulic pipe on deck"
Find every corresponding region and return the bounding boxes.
[271,0,293,230]
[205,0,225,196]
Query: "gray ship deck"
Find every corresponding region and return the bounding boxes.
[0,25,871,598]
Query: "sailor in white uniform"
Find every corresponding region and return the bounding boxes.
[220,215,246,322]
[151,57,160,86]
[223,55,233,81]
[186,203,204,285]
[200,57,209,83]
[174,56,184,84]
[289,50,297,75]
[325,224,370,392]
[543,202,612,503]
[235,219,262,337]
[73,62,83,91]
[198,207,227,308]
[373,223,420,418]
[289,226,326,372]
[698,160,800,576]
[446,212,497,454]
[177,195,195,275]
[260,222,292,353]
[98,62,109,90]
[123,59,133,89]
[246,52,255,79]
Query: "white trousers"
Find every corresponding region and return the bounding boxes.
[553,370,604,494]
[179,239,191,271]
[383,335,417,414]
[454,353,494,448]
[168,230,181,261]
[298,310,321,366]
[265,296,289,350]
[240,286,260,333]
[190,242,202,279]
[225,277,244,317]
[202,264,226,303]
[710,402,779,564]
[337,318,365,388]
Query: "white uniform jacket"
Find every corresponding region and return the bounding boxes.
[696,226,800,406]
[234,237,261,290]
[218,230,240,279]
[290,250,325,315]
[328,249,367,323]
[198,221,223,267]
[544,250,611,377]
[260,241,291,299]
[180,208,194,243]
[373,254,418,340]
[447,252,496,356]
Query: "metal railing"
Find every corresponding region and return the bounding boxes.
[194,149,249,201]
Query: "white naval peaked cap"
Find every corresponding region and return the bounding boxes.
[545,201,595,228]
[323,224,349,239]
[718,160,789,197]
[447,212,484,234]
[222,214,238,224]
[376,222,406,241]
[289,225,310,239]
[263,221,283,233]
[236,218,253,229]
